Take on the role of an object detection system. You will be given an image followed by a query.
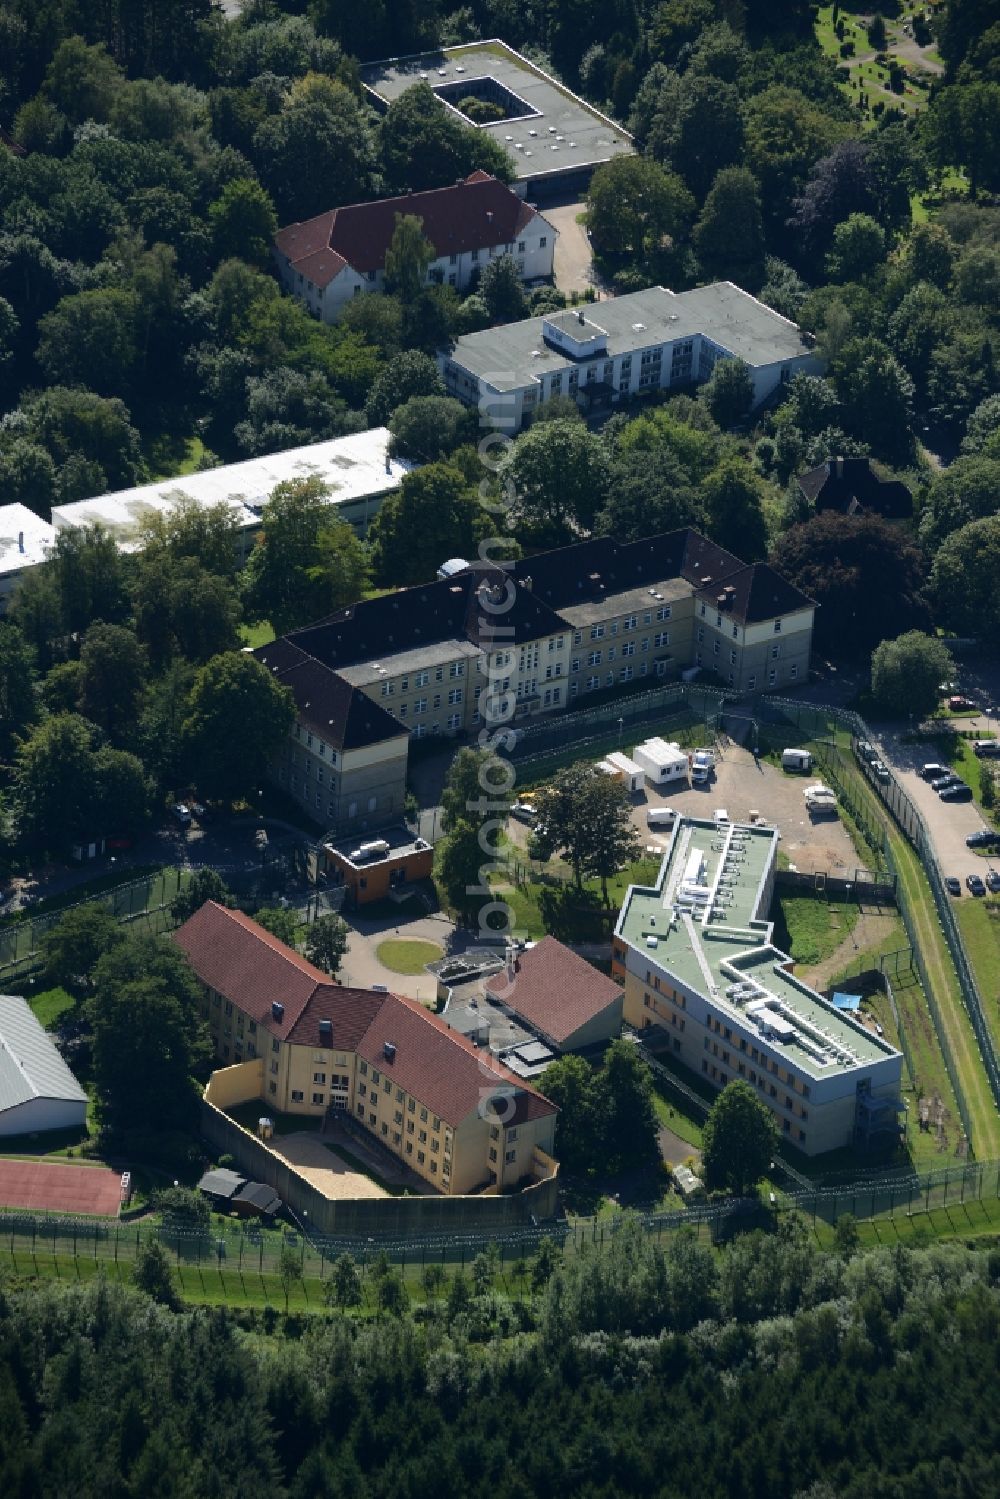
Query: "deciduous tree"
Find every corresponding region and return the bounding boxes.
[179,653,294,802]
[871,632,955,719]
[304,912,349,975]
[702,1080,778,1195]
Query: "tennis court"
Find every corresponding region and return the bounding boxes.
[0,1159,123,1216]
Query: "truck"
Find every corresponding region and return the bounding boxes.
[631,737,690,786]
[781,748,813,773]
[690,748,715,785]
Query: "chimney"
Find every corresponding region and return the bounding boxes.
[17,531,24,553]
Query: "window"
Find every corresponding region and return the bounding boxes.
[505,1149,516,1163]
[414,698,427,714]
[539,236,547,247]
[730,650,737,665]
[624,614,637,630]
[769,668,777,685]
[771,645,780,660]
[450,662,464,678]
[656,605,671,621]
[415,670,429,687]
[418,1150,425,1164]
[312,1092,325,1105]
[588,651,601,666]
[517,240,525,252]
[313,1072,326,1084]
[270,1061,278,1076]
[587,675,600,690]
[590,625,604,640]
[380,681,393,696]
[654,632,669,648]
[291,1089,304,1102]
[622,641,635,657]
[748,674,756,690]
[774,619,782,633]
[790,664,798,679]
[619,665,633,682]
[571,658,580,672]
[447,713,461,730]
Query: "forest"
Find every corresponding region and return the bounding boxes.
[2,1218,1000,1497]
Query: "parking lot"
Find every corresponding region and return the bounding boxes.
[871,728,998,887]
[634,744,859,875]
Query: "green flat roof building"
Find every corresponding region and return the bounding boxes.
[612,817,903,1157]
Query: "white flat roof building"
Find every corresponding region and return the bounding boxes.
[0,505,56,613]
[51,428,415,560]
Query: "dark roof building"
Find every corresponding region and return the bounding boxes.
[796,457,913,519]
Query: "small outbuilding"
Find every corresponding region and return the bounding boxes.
[781,748,813,773]
[596,752,645,793]
[0,995,87,1138]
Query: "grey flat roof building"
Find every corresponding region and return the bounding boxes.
[0,995,88,1137]
[361,40,633,196]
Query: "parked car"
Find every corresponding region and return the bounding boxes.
[870,761,890,781]
[939,784,973,802]
[930,773,961,790]
[945,876,961,896]
[986,870,1000,894]
[172,803,192,826]
[973,740,1000,758]
[966,874,986,896]
[920,763,948,781]
[967,829,1000,848]
[511,801,537,824]
[949,695,976,712]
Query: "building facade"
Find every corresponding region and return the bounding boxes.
[612,818,903,1156]
[174,902,557,1196]
[274,172,556,324]
[441,282,824,431]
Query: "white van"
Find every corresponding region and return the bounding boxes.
[646,807,676,828]
[714,808,731,827]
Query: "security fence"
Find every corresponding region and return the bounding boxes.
[763,696,1000,1153]
[3,1156,1000,1277]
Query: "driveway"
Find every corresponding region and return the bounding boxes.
[338,910,459,1001]
[869,727,995,886]
[543,200,598,296]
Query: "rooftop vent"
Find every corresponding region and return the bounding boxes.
[271,1002,284,1022]
[384,1041,397,1063]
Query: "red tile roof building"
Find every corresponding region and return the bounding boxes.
[175,902,557,1195]
[485,936,624,1051]
[273,172,556,323]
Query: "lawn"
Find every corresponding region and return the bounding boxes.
[144,432,208,482]
[814,1,944,127]
[487,855,662,939]
[955,899,1000,1035]
[374,939,443,974]
[240,620,276,649]
[770,892,861,968]
[651,1084,703,1150]
[28,986,75,1029]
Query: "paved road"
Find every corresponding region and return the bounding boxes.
[544,200,599,296]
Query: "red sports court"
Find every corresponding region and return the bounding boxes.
[0,1159,123,1216]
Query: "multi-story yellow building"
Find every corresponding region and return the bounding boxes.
[174,902,557,1196]
[612,817,903,1157]
[256,528,816,829]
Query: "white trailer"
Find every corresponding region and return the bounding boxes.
[596,751,645,792]
[632,737,689,786]
[782,748,813,773]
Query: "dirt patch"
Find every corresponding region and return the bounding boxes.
[266,1131,387,1200]
[796,909,900,991]
[658,1127,699,1167]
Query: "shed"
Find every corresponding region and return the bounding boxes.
[0,996,88,1138]
[781,748,813,773]
[596,751,645,793]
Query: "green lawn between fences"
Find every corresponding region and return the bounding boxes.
[770,891,862,968]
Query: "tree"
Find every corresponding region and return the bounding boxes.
[179,653,294,803]
[829,337,915,463]
[88,938,211,1140]
[0,441,57,518]
[436,818,490,925]
[304,913,349,976]
[0,621,36,760]
[308,518,372,613]
[78,622,147,743]
[15,714,100,845]
[279,1242,303,1313]
[368,463,484,587]
[700,461,770,563]
[35,289,140,399]
[538,1054,600,1174]
[52,524,128,635]
[596,447,703,542]
[693,167,766,290]
[599,1040,659,1172]
[154,1185,210,1237]
[576,776,641,906]
[790,140,880,264]
[833,1212,861,1258]
[770,512,932,656]
[389,395,474,461]
[441,747,513,834]
[701,1080,778,1196]
[931,516,1000,640]
[700,358,754,429]
[243,477,335,635]
[826,213,886,282]
[479,254,528,323]
[506,420,611,543]
[919,457,1000,550]
[962,396,1000,457]
[744,86,849,230]
[41,902,126,995]
[377,1271,408,1318]
[255,906,300,947]
[471,1252,495,1298]
[19,386,142,494]
[585,156,694,258]
[383,215,435,303]
[138,497,241,582]
[132,1239,180,1310]
[43,36,123,123]
[171,868,233,925]
[364,351,444,427]
[253,88,379,221]
[871,632,955,719]
[208,178,278,267]
[379,82,512,195]
[655,75,745,201]
[327,1252,363,1310]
